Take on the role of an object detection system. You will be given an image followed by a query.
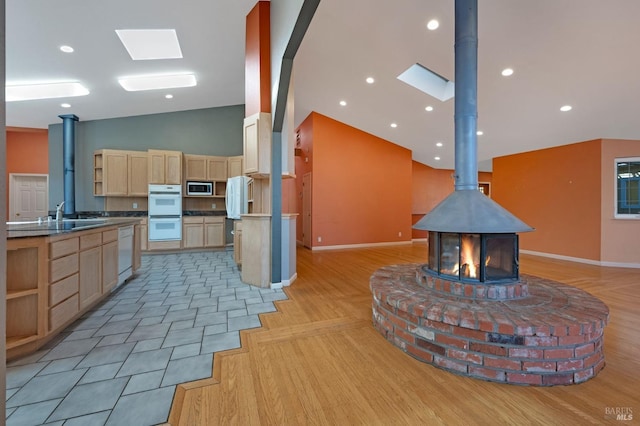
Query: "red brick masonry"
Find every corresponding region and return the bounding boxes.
[370,264,609,386]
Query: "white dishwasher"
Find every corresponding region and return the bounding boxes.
[117,225,134,287]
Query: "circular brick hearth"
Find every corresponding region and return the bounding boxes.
[370,264,609,386]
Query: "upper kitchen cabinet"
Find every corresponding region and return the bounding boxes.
[228,156,243,178]
[94,149,148,196]
[243,112,271,177]
[148,149,182,185]
[184,154,228,182]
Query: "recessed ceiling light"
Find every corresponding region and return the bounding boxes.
[436,142,443,147]
[116,29,183,60]
[165,94,174,99]
[339,100,347,106]
[398,63,454,102]
[60,45,74,53]
[477,130,484,136]
[118,73,197,91]
[366,77,375,84]
[434,156,441,161]
[60,103,71,108]
[560,105,572,112]
[501,68,514,76]
[6,82,90,102]
[425,106,434,112]
[390,123,398,128]
[427,19,440,30]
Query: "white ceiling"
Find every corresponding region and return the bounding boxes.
[6,0,640,171]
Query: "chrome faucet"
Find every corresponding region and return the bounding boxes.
[56,201,65,221]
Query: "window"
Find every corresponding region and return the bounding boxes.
[615,157,640,218]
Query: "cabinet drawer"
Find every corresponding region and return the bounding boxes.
[49,273,79,307]
[183,216,204,224]
[80,232,102,250]
[102,229,118,243]
[49,294,79,332]
[205,216,224,224]
[49,238,79,259]
[50,253,79,282]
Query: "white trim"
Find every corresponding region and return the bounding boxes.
[412,238,428,242]
[520,249,640,269]
[281,272,297,287]
[312,241,412,251]
[270,282,283,290]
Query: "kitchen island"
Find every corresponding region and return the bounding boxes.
[6,218,142,360]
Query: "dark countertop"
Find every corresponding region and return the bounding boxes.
[7,218,142,239]
[75,210,226,218]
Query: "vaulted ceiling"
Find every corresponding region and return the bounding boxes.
[7,0,640,170]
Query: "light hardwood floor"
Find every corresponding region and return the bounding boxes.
[168,243,640,425]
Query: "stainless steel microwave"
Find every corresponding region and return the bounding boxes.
[186,181,213,196]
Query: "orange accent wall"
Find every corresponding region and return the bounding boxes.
[600,139,640,265]
[293,113,314,243]
[493,139,602,261]
[245,1,271,116]
[6,127,49,216]
[296,112,412,247]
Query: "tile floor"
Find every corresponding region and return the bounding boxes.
[5,248,287,425]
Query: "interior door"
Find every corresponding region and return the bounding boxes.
[302,172,312,248]
[9,174,49,221]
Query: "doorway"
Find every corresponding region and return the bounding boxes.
[9,174,49,221]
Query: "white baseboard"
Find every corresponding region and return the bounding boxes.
[271,272,298,289]
[520,249,640,269]
[312,240,412,251]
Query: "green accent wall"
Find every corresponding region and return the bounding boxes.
[48,105,245,211]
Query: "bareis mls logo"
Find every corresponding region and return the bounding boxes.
[605,407,633,421]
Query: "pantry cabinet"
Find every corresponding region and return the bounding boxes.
[148,149,182,185]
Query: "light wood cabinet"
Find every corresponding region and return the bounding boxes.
[102,229,118,293]
[205,217,225,247]
[183,217,205,248]
[181,216,225,249]
[133,223,142,270]
[128,151,149,196]
[233,220,242,265]
[241,214,271,287]
[228,156,243,178]
[79,244,102,311]
[148,149,182,184]
[243,112,272,176]
[94,149,148,196]
[140,218,148,252]
[184,154,229,183]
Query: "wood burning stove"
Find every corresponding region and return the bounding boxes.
[426,231,519,283]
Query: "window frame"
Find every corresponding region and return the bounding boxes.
[614,156,640,219]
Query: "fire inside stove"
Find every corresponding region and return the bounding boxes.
[427,231,519,283]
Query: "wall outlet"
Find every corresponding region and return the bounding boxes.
[398,231,402,237]
[211,203,216,209]
[317,236,322,243]
[133,202,138,209]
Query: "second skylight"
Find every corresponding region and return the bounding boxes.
[116,29,183,60]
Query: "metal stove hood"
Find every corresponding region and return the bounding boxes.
[413,189,533,233]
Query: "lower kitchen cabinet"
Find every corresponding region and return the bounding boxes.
[79,246,102,311]
[233,220,242,265]
[181,216,225,249]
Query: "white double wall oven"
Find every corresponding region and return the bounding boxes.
[148,184,182,241]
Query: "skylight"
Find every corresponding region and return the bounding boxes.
[116,29,183,60]
[397,63,454,102]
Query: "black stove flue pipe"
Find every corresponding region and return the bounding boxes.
[454,0,478,192]
[58,114,79,218]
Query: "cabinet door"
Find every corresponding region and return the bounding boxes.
[79,246,102,310]
[133,224,142,271]
[148,150,166,184]
[228,156,243,178]
[140,223,148,252]
[102,241,118,293]
[183,222,204,248]
[184,155,207,181]
[165,151,183,185]
[128,152,148,196]
[104,151,128,196]
[207,157,228,181]
[205,222,225,247]
[243,112,271,176]
[243,118,259,174]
